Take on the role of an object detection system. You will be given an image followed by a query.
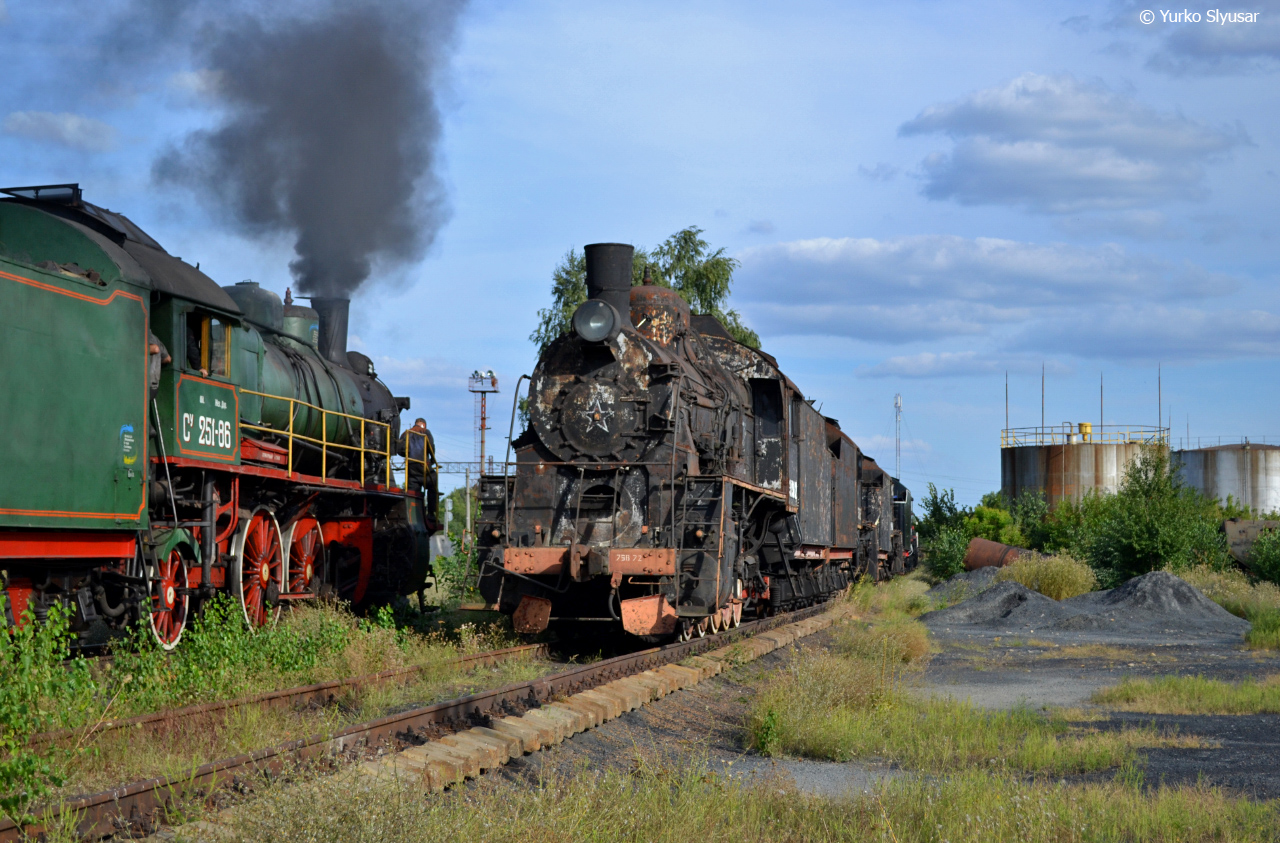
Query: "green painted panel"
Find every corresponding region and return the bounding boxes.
[0,256,148,529]
[0,204,125,283]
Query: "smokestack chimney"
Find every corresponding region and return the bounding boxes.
[312,296,351,367]
[584,243,634,318]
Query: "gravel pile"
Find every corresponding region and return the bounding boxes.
[922,570,1250,644]
[925,566,1000,605]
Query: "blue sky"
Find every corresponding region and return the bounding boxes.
[4,0,1279,502]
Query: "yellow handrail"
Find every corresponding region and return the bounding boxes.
[239,389,437,491]
[1000,424,1170,448]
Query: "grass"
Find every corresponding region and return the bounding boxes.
[848,569,934,618]
[996,553,1098,600]
[749,657,1199,774]
[1094,674,1280,715]
[10,598,553,800]
[751,580,1198,777]
[1178,565,1280,649]
[49,645,553,795]
[150,761,1280,843]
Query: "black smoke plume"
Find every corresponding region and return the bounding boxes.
[151,1,464,297]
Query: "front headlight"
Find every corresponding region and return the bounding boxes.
[572,300,620,342]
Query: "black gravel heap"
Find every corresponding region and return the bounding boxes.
[921,571,1250,644]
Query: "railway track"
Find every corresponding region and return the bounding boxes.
[4,600,847,841]
[33,642,548,749]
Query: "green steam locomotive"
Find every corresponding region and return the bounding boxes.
[0,184,439,648]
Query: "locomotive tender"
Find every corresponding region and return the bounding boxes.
[477,243,914,640]
[0,184,438,648]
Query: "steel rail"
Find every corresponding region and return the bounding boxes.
[4,602,832,842]
[31,642,548,748]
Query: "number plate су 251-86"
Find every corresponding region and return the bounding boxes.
[174,375,239,463]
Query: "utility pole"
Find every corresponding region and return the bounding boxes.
[1158,363,1162,440]
[469,370,499,474]
[894,393,902,479]
[1004,372,1008,442]
[1041,363,1045,433]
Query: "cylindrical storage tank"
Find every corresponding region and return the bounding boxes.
[1174,444,1280,514]
[1001,441,1148,508]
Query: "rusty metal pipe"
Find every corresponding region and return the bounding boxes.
[962,537,1031,571]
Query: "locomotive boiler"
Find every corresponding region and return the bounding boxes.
[0,184,439,648]
[476,243,913,640]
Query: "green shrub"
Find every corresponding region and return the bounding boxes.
[1081,447,1229,586]
[996,553,1097,600]
[924,525,968,580]
[1248,527,1280,586]
[963,506,1026,546]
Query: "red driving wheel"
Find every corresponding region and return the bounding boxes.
[149,547,192,649]
[288,517,324,596]
[233,507,284,629]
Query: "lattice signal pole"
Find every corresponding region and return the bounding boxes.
[894,393,902,480]
[469,370,499,474]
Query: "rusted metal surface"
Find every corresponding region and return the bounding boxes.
[794,400,832,546]
[630,284,690,346]
[1222,518,1280,566]
[963,537,1030,571]
[830,425,860,548]
[512,595,553,633]
[4,602,832,841]
[504,547,566,575]
[609,548,676,576]
[32,643,548,749]
[620,593,679,636]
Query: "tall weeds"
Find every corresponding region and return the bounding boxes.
[996,553,1097,600]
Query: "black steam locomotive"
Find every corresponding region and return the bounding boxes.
[475,243,915,640]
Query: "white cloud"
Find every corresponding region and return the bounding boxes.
[739,234,1232,311]
[899,73,1244,212]
[2,111,117,151]
[737,234,1276,374]
[1105,0,1280,75]
[167,69,224,100]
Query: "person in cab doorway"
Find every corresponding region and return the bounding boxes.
[148,333,171,398]
[399,418,433,494]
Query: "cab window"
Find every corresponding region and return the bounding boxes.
[185,312,231,377]
[209,318,229,377]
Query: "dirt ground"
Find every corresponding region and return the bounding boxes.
[489,629,901,799]
[925,631,1280,799]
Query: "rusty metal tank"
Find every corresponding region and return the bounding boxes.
[1175,443,1280,514]
[963,537,1031,570]
[1001,424,1164,508]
